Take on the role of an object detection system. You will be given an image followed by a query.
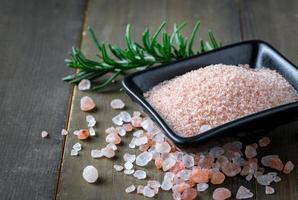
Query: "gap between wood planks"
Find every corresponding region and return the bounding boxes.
[54,0,90,199]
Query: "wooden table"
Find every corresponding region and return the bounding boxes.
[1,0,298,199]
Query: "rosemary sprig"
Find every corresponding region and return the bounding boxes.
[63,21,222,91]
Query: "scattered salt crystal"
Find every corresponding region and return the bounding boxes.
[136,151,153,166]
[101,147,115,158]
[256,174,273,186]
[162,157,177,171]
[112,114,123,126]
[124,161,134,170]
[143,186,155,198]
[131,116,143,127]
[116,126,126,136]
[259,136,271,147]
[212,187,231,200]
[105,133,121,144]
[274,176,282,182]
[124,169,135,175]
[182,154,194,168]
[133,130,144,137]
[236,186,254,199]
[123,124,133,132]
[86,115,96,127]
[134,170,147,179]
[120,111,131,123]
[73,142,82,151]
[80,96,96,112]
[61,129,68,136]
[110,99,125,110]
[129,138,136,149]
[82,165,98,183]
[88,127,96,136]
[265,186,275,195]
[78,79,91,91]
[283,161,295,174]
[245,174,253,181]
[134,136,148,146]
[261,155,284,171]
[123,153,136,163]
[197,183,209,192]
[125,185,136,193]
[106,143,117,151]
[77,129,89,140]
[113,164,124,172]
[209,147,224,158]
[221,162,241,177]
[133,111,142,117]
[41,131,49,138]
[137,185,144,194]
[71,149,79,156]
[199,124,211,133]
[155,142,171,153]
[105,126,117,134]
[91,149,103,158]
[141,118,155,132]
[245,145,257,159]
[147,180,161,189]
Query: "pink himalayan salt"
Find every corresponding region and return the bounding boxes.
[41,131,49,138]
[123,123,133,132]
[144,64,298,137]
[80,96,96,112]
[245,145,257,159]
[189,167,209,183]
[105,133,121,144]
[212,187,231,200]
[155,158,163,169]
[131,116,143,127]
[261,155,284,171]
[61,129,68,136]
[170,160,185,173]
[283,161,295,174]
[265,186,275,195]
[181,187,197,200]
[77,129,89,140]
[221,162,241,177]
[259,136,271,147]
[172,182,190,193]
[210,171,225,185]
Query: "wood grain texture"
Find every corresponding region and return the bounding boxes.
[0,0,85,199]
[56,0,241,199]
[240,0,298,199]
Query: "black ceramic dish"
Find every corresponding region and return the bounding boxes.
[122,40,298,148]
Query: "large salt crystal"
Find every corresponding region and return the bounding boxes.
[134,170,147,179]
[119,111,131,123]
[245,145,257,159]
[86,115,96,127]
[73,142,82,151]
[105,133,121,144]
[133,111,142,117]
[197,183,209,192]
[110,99,125,110]
[161,172,175,191]
[124,169,135,175]
[182,154,195,168]
[91,149,103,158]
[116,126,126,136]
[77,129,89,140]
[129,138,136,149]
[101,147,115,158]
[88,127,96,136]
[143,186,155,198]
[61,129,68,136]
[78,79,91,91]
[124,161,134,170]
[236,186,254,199]
[106,143,117,151]
[261,155,284,171]
[125,185,136,193]
[134,136,148,146]
[162,157,177,171]
[155,142,171,153]
[71,149,79,156]
[209,146,225,158]
[283,161,295,174]
[112,114,123,126]
[265,186,275,195]
[147,180,161,189]
[141,118,155,132]
[256,174,273,186]
[136,152,153,166]
[123,153,136,163]
[199,124,211,134]
[80,96,96,112]
[212,187,231,200]
[82,165,98,183]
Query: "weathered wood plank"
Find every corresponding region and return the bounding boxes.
[0,0,85,199]
[57,0,241,199]
[239,0,298,199]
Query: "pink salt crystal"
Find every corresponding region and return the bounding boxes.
[236,186,254,199]
[61,129,68,136]
[137,185,144,194]
[144,64,298,137]
[189,167,209,183]
[105,133,121,144]
[41,131,49,138]
[265,186,275,195]
[155,141,171,153]
[261,155,284,171]
[80,96,96,112]
[123,123,133,132]
[162,157,177,171]
[131,116,142,127]
[181,187,197,200]
[101,147,115,158]
[172,182,190,193]
[245,145,257,159]
[221,162,241,177]
[155,158,163,169]
[77,129,89,140]
[283,161,295,174]
[78,79,91,91]
[212,187,231,200]
[105,127,118,134]
[259,136,271,147]
[170,160,185,173]
[110,99,125,110]
[198,154,215,169]
[125,185,136,193]
[210,171,225,185]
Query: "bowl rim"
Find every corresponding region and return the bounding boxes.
[122,40,298,145]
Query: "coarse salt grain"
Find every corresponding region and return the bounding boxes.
[144,64,298,137]
[41,131,49,138]
[110,99,125,109]
[78,79,91,91]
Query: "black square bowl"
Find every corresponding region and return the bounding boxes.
[122,40,298,148]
